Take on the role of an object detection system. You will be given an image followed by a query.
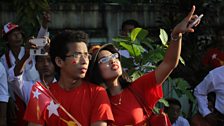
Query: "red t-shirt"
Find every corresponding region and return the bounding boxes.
[24,80,114,126]
[110,71,163,125]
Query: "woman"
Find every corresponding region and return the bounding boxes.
[89,5,200,125]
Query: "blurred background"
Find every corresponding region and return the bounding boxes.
[1,0,224,119]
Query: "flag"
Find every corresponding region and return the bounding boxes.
[24,81,53,124]
[24,82,82,126]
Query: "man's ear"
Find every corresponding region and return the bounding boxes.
[55,57,63,68]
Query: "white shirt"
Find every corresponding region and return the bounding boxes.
[194,66,224,117]
[13,73,56,105]
[0,62,9,102]
[0,47,39,82]
[172,116,190,126]
[0,26,49,100]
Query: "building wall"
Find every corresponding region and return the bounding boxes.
[0,2,162,44]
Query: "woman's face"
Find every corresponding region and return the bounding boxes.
[97,50,122,81]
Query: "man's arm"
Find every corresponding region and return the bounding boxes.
[194,73,214,117]
[91,121,107,126]
[28,122,42,126]
[37,11,51,38]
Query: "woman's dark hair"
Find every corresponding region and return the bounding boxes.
[49,30,88,74]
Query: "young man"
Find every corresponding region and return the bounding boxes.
[164,98,190,126]
[12,54,56,105]
[24,30,114,126]
[1,21,49,126]
[194,66,224,126]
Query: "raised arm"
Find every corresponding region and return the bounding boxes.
[37,11,51,38]
[13,38,37,77]
[155,5,200,84]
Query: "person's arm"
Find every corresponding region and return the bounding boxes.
[28,122,42,126]
[155,5,199,84]
[194,73,214,117]
[13,39,37,76]
[91,121,107,126]
[37,11,51,38]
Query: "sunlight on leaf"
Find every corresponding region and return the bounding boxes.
[159,29,168,46]
[130,28,142,41]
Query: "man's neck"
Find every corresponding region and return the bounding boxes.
[58,75,82,91]
[10,46,21,57]
[40,75,55,85]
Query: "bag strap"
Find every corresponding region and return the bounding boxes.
[128,86,153,118]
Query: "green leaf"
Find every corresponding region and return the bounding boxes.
[179,56,185,65]
[130,28,142,41]
[136,28,149,41]
[112,37,129,43]
[159,98,169,107]
[130,71,143,81]
[159,29,168,46]
[119,42,142,57]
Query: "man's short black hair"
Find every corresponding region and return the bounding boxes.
[164,98,182,113]
[49,30,88,74]
[121,19,140,31]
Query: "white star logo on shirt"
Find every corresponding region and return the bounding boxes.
[47,100,60,118]
[33,89,41,99]
[212,53,217,59]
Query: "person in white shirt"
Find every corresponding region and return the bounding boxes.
[194,66,224,125]
[0,62,9,126]
[164,98,190,126]
[12,54,56,105]
[0,12,51,125]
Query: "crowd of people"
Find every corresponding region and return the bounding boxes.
[0,5,223,126]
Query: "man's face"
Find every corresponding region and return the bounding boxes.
[60,42,90,79]
[35,55,55,77]
[7,29,23,47]
[167,104,181,123]
[121,25,135,36]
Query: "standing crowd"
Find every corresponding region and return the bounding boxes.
[0,5,223,126]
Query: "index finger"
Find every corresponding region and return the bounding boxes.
[186,5,196,21]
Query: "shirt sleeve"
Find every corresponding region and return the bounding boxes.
[194,72,215,117]
[37,26,49,38]
[182,117,190,126]
[0,63,9,102]
[131,71,163,109]
[91,87,114,124]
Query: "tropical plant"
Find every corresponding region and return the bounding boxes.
[13,0,50,37]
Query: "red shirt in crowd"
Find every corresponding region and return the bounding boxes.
[110,71,163,125]
[24,80,114,126]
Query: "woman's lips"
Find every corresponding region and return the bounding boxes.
[80,68,87,73]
